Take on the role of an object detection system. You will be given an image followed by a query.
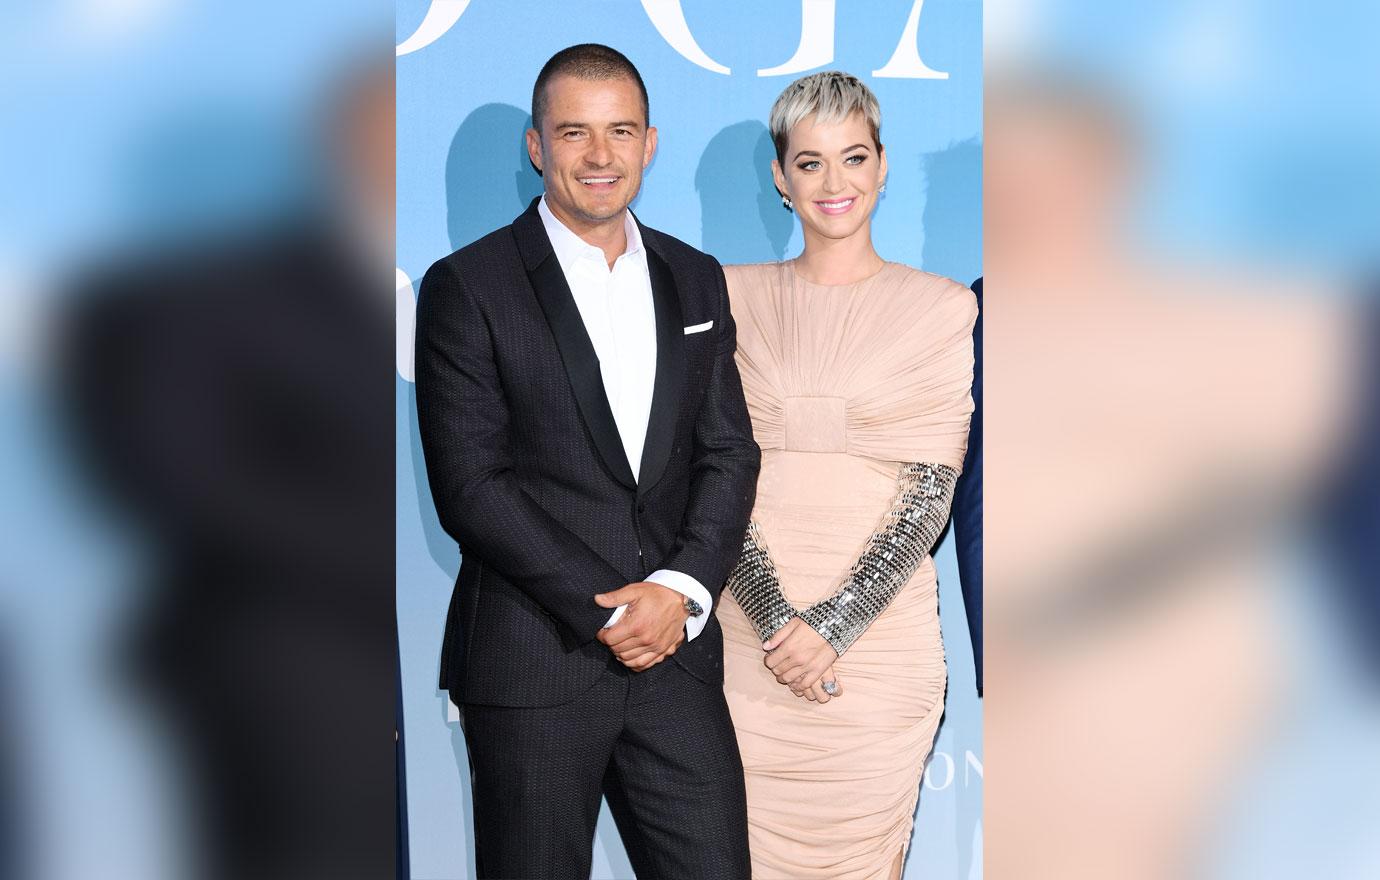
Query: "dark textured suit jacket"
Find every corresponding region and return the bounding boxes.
[416,198,760,708]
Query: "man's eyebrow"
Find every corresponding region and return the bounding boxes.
[608,120,642,129]
[553,121,588,130]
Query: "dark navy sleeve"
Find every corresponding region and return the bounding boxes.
[952,278,983,696]
[1319,286,1380,686]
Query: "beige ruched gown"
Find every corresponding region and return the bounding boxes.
[720,261,976,879]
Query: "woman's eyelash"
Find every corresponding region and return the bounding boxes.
[797,155,868,171]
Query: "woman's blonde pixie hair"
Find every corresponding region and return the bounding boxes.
[769,70,882,165]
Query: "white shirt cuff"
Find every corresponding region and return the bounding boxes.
[645,569,714,641]
[604,603,628,628]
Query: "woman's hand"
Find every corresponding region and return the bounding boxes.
[804,664,843,703]
[763,618,840,699]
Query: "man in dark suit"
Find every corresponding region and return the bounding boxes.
[415,44,759,879]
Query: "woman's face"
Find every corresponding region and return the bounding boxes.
[773,110,887,244]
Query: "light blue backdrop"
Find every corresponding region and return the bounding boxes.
[395,2,983,877]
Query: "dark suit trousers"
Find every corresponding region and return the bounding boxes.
[461,655,750,880]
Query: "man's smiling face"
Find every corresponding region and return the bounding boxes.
[527,73,657,235]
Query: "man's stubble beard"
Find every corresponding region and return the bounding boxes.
[573,187,640,225]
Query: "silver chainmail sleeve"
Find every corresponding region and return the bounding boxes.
[725,520,798,643]
[798,462,960,656]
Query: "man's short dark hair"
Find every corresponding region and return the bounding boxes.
[531,43,649,134]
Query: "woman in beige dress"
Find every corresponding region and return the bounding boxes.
[720,72,976,879]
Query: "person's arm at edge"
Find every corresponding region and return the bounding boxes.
[952,276,983,696]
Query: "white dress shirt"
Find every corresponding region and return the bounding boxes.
[537,196,713,640]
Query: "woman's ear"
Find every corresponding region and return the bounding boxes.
[771,158,789,200]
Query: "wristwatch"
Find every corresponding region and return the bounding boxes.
[682,596,704,618]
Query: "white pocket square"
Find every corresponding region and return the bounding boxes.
[683,321,713,335]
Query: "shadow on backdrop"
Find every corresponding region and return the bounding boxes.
[695,121,793,264]
[920,138,983,284]
[446,103,544,252]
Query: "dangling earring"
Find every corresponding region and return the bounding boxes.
[781,193,793,212]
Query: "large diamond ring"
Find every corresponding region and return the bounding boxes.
[821,680,838,696]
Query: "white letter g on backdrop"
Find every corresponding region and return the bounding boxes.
[639,0,731,74]
[396,0,473,56]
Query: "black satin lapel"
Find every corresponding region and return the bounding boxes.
[511,198,547,271]
[527,254,637,490]
[637,248,685,497]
